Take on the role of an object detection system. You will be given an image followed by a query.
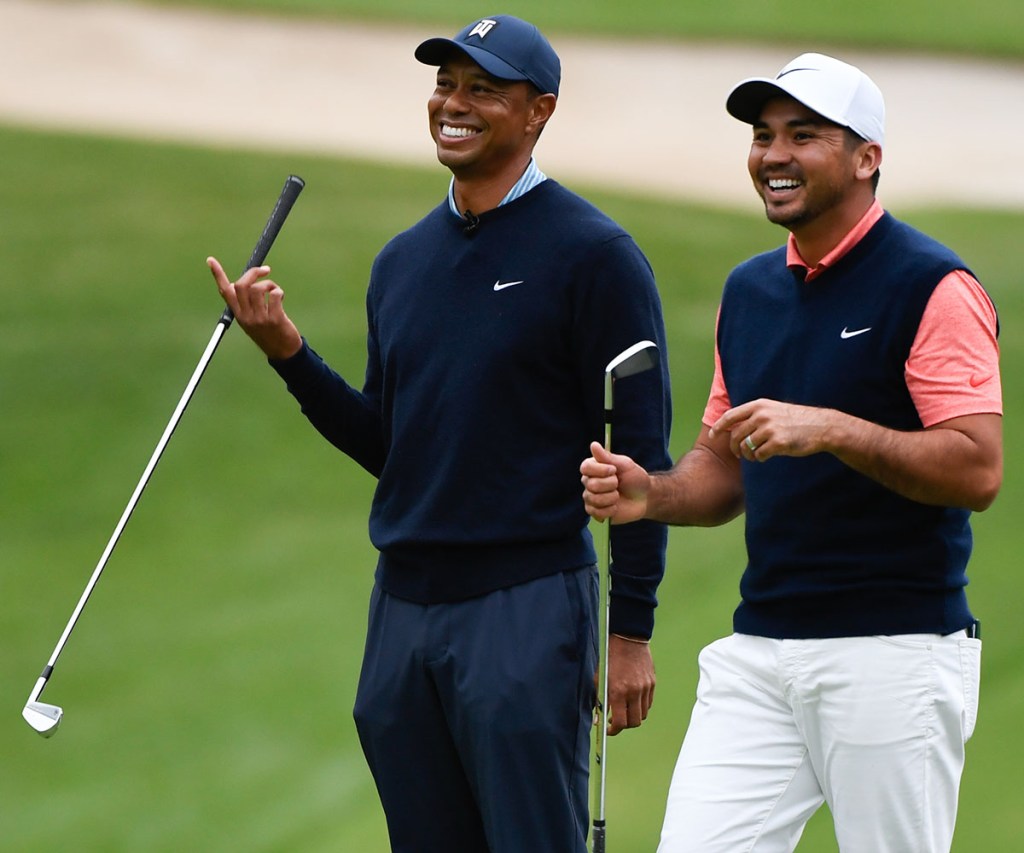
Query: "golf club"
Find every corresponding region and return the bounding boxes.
[22,174,305,737]
[592,339,660,853]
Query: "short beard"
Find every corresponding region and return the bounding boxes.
[759,181,845,229]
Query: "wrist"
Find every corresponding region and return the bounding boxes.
[265,331,303,363]
[643,470,669,521]
[611,633,651,645]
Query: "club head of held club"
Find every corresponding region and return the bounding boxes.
[23,701,63,737]
[604,340,659,412]
[607,340,659,380]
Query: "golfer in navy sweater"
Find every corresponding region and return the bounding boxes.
[208,15,671,853]
[582,54,1002,852]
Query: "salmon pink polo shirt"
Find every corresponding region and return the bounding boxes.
[703,200,1002,428]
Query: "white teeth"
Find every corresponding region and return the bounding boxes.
[441,125,478,138]
[768,178,801,190]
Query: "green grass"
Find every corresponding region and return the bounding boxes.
[138,0,1024,59]
[2,124,1022,851]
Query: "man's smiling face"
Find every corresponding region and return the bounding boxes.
[748,96,869,231]
[428,52,547,180]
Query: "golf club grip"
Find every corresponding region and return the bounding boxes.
[246,174,305,269]
[593,823,606,853]
[220,174,305,325]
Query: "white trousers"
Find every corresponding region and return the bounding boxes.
[658,632,981,853]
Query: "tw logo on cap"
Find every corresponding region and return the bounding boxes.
[468,19,498,39]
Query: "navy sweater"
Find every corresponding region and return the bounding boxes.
[718,212,976,638]
[273,180,672,637]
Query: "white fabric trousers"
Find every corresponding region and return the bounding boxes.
[658,632,981,853]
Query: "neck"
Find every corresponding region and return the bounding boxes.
[790,195,874,268]
[451,154,532,216]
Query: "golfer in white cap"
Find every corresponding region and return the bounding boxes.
[580,53,1003,852]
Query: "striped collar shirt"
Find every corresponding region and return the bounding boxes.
[447,158,548,218]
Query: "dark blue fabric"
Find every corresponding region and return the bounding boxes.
[272,180,671,638]
[353,566,598,853]
[718,212,978,638]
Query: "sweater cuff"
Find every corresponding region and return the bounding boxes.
[268,338,318,385]
[608,594,655,641]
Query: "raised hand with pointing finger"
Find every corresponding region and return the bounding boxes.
[207,257,302,361]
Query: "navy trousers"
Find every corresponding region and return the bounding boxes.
[353,565,598,853]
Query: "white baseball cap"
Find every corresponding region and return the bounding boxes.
[726,53,885,147]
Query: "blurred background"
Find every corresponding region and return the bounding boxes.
[3,1,1022,849]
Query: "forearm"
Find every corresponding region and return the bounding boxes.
[609,519,667,639]
[271,341,387,476]
[645,434,745,527]
[821,410,1002,511]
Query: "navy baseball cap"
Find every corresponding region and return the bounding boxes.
[415,15,561,96]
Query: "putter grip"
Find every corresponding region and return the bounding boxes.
[593,824,606,853]
[220,174,305,325]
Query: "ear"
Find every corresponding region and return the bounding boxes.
[527,93,557,136]
[854,141,883,182]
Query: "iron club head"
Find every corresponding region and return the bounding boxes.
[23,701,63,737]
[606,340,659,381]
[604,340,659,412]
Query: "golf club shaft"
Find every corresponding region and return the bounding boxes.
[29,175,305,702]
[595,417,613,837]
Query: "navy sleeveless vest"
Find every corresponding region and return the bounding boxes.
[718,212,976,638]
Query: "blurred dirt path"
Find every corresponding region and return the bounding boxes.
[3,0,1024,209]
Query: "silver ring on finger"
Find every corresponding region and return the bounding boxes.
[744,435,757,452]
